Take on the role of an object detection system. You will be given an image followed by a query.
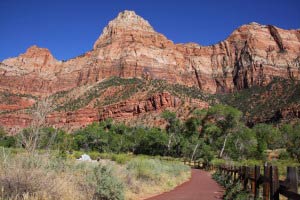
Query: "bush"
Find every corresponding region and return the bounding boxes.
[72,151,85,159]
[89,165,124,200]
[89,151,101,160]
[111,153,132,164]
[99,152,113,160]
[213,171,251,200]
[0,127,16,148]
[126,158,189,182]
[278,150,290,160]
[0,154,88,200]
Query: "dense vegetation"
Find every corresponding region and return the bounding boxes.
[1,105,299,164]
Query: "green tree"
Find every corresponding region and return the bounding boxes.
[135,127,168,156]
[183,109,208,161]
[281,124,300,162]
[226,125,257,160]
[206,105,242,158]
[253,123,281,159]
[0,127,16,148]
[162,110,182,155]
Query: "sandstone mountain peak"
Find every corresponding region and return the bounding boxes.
[22,45,55,58]
[93,10,155,49]
[106,10,154,32]
[248,22,262,26]
[2,45,59,72]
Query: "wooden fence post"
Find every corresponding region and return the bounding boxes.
[244,167,249,191]
[287,167,298,200]
[254,165,260,199]
[230,166,234,182]
[263,164,270,200]
[239,166,242,180]
[270,166,279,200]
[234,167,237,182]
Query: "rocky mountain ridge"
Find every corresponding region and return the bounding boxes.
[0,10,300,132]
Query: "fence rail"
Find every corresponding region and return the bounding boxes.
[183,160,214,170]
[218,164,299,200]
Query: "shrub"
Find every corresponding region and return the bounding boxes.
[0,127,16,148]
[111,154,132,164]
[213,170,251,200]
[278,150,290,160]
[0,154,87,200]
[89,151,101,160]
[126,158,189,182]
[88,165,124,200]
[99,152,113,160]
[70,151,85,159]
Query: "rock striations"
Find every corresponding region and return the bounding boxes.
[1,10,300,131]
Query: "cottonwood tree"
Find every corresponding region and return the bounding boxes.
[161,110,181,155]
[253,123,281,159]
[19,98,53,153]
[183,109,208,161]
[281,123,300,162]
[206,105,242,158]
[226,125,257,160]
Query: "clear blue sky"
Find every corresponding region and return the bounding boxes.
[1,0,299,61]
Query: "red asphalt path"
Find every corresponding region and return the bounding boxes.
[146,169,224,200]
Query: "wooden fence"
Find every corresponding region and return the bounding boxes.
[217,164,300,200]
[183,160,214,170]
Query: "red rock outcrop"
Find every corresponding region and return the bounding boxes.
[0,97,35,111]
[44,92,192,130]
[0,113,32,133]
[0,10,300,130]
[99,92,181,120]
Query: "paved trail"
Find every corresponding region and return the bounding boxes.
[147,169,224,200]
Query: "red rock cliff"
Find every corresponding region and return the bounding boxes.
[1,11,299,95]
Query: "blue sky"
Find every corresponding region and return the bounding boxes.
[0,0,299,61]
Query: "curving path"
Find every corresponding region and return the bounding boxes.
[147,169,224,200]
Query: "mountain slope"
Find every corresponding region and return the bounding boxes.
[0,10,300,132]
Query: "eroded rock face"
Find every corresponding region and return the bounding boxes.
[48,92,183,129]
[99,92,181,120]
[0,10,300,131]
[1,11,299,96]
[3,45,61,74]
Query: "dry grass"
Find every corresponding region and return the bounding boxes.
[0,149,191,200]
[0,151,94,200]
[122,158,191,200]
